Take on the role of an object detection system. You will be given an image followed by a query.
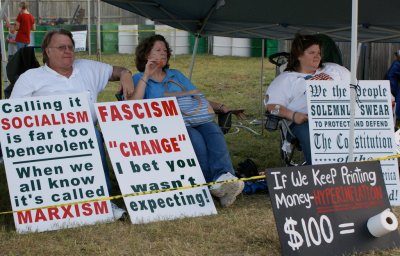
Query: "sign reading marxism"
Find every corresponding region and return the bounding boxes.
[307,80,400,205]
[0,93,114,233]
[266,161,400,256]
[95,97,217,224]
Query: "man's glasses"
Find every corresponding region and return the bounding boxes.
[48,45,75,52]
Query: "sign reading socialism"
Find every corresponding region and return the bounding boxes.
[0,93,113,233]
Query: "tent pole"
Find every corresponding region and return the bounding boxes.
[172,28,176,61]
[188,35,199,81]
[87,0,91,55]
[348,0,358,162]
[96,0,101,61]
[0,0,11,100]
[260,39,265,135]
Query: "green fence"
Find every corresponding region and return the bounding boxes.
[189,34,208,54]
[266,39,278,57]
[250,39,279,57]
[34,25,49,52]
[138,24,155,43]
[101,23,118,54]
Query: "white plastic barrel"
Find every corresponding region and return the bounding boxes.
[232,38,251,57]
[213,36,232,56]
[174,29,189,54]
[118,25,139,54]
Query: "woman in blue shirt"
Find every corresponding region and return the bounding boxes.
[130,35,244,207]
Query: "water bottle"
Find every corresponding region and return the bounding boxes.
[265,105,281,131]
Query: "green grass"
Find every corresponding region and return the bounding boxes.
[0,53,399,255]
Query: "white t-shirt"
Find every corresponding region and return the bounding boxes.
[265,62,350,113]
[11,59,113,122]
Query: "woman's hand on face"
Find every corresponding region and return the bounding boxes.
[144,53,166,76]
[144,57,160,77]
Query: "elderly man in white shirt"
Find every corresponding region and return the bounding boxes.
[11,28,133,220]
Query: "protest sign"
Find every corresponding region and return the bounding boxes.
[0,94,114,233]
[95,97,217,224]
[307,80,400,205]
[71,31,87,52]
[266,161,400,256]
[394,129,400,153]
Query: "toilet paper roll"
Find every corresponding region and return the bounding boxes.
[367,208,399,237]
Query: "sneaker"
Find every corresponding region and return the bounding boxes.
[111,202,127,220]
[209,172,244,207]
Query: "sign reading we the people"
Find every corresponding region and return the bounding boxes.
[0,94,113,233]
[95,98,217,224]
[266,161,400,256]
[307,80,400,205]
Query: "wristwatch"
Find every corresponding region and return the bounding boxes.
[271,105,280,115]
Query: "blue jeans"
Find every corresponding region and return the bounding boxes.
[291,122,312,165]
[16,42,28,50]
[186,122,234,182]
[394,91,400,121]
[94,127,112,193]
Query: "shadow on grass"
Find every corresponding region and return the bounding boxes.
[0,163,15,231]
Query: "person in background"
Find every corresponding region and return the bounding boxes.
[6,23,17,60]
[265,34,350,165]
[130,34,244,208]
[15,1,35,50]
[11,28,135,220]
[385,50,400,128]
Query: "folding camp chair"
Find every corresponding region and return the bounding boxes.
[5,46,40,98]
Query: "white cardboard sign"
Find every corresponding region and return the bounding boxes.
[71,31,87,52]
[307,80,400,205]
[95,97,217,224]
[0,93,113,233]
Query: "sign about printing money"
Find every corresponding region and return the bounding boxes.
[95,97,217,224]
[0,93,114,233]
[307,80,400,205]
[266,161,400,256]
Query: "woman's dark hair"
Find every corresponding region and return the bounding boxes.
[41,29,75,64]
[135,34,171,72]
[285,34,323,72]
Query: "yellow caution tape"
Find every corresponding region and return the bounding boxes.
[364,153,400,161]
[0,175,266,215]
[1,153,399,215]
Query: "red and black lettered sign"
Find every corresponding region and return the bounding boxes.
[266,161,400,256]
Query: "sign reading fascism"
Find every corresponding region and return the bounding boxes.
[95,97,217,224]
